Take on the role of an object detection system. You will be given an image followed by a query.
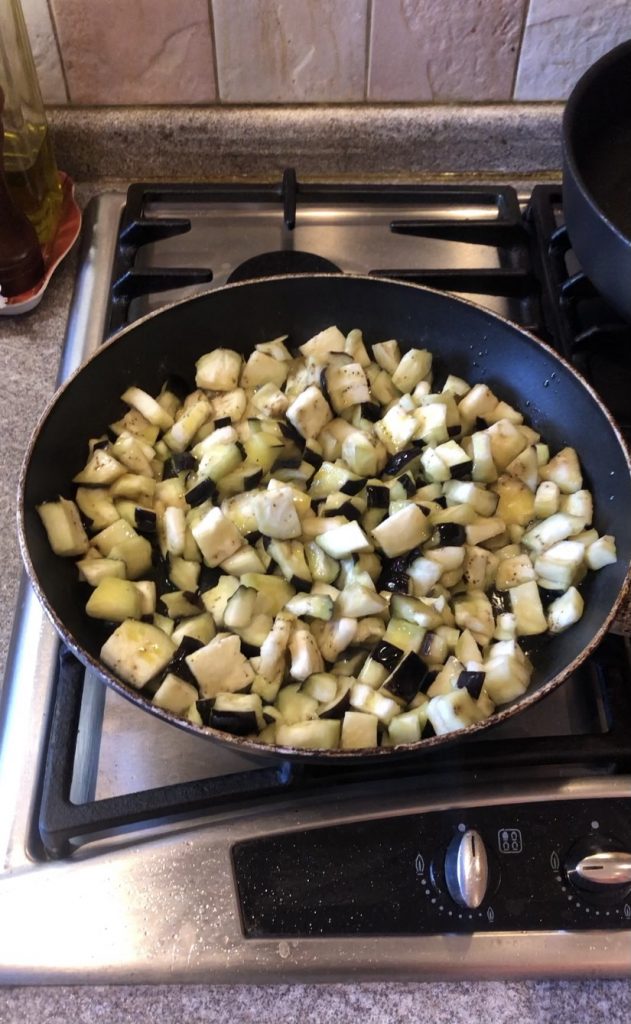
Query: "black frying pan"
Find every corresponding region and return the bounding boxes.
[18,275,631,762]
[563,39,631,322]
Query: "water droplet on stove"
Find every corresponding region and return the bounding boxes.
[278,941,290,959]
[543,380,550,387]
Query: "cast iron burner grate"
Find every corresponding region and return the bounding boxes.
[527,185,631,436]
[33,175,631,859]
[107,169,544,336]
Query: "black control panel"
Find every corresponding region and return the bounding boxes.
[232,798,631,937]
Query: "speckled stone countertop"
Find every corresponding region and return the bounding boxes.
[2,106,631,1023]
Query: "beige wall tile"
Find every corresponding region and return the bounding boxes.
[368,0,526,101]
[213,0,368,103]
[515,0,631,101]
[51,0,216,105]
[21,0,68,104]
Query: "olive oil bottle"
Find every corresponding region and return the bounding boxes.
[3,124,61,244]
[0,0,62,245]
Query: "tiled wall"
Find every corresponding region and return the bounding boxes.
[21,0,631,106]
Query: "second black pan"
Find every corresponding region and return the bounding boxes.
[563,39,631,322]
[18,275,631,761]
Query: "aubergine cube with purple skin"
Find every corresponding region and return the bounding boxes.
[321,361,371,414]
[152,550,179,595]
[279,417,307,449]
[360,401,382,422]
[340,475,367,496]
[377,553,411,593]
[185,477,218,508]
[380,650,426,705]
[391,472,416,497]
[435,522,467,547]
[163,451,198,479]
[210,709,258,735]
[272,454,303,472]
[241,467,264,491]
[164,635,205,686]
[202,692,264,735]
[371,639,405,672]
[318,680,353,719]
[366,484,389,508]
[323,499,362,522]
[379,570,410,594]
[418,668,438,694]
[196,700,258,735]
[196,697,214,726]
[421,631,445,662]
[302,442,324,470]
[489,588,511,615]
[449,458,473,479]
[383,447,423,477]
[457,670,486,700]
[134,507,157,534]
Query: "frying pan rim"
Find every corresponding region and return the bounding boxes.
[17,272,631,762]
[562,37,631,243]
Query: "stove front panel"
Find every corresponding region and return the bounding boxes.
[1,779,631,983]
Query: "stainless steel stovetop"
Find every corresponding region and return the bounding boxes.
[1,178,631,982]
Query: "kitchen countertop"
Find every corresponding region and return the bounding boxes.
[2,107,631,1022]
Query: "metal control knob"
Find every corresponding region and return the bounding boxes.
[565,839,631,903]
[445,829,489,909]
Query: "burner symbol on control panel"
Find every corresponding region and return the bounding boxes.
[498,828,523,854]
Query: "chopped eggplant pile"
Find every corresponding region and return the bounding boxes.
[37,326,618,751]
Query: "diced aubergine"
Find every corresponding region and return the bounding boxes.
[380,650,426,705]
[195,348,242,391]
[86,577,142,621]
[275,719,341,750]
[185,632,254,698]
[35,325,612,751]
[100,620,175,689]
[254,486,302,540]
[286,385,333,440]
[152,674,198,714]
[315,521,372,559]
[341,710,378,749]
[191,507,244,566]
[208,692,265,735]
[37,498,89,557]
[372,504,431,558]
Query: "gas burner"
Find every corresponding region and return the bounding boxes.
[227,249,340,283]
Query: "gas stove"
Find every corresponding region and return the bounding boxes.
[2,172,631,982]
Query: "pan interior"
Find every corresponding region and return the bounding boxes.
[19,275,631,757]
[566,40,631,236]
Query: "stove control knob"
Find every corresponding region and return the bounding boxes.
[445,829,488,909]
[567,847,631,893]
